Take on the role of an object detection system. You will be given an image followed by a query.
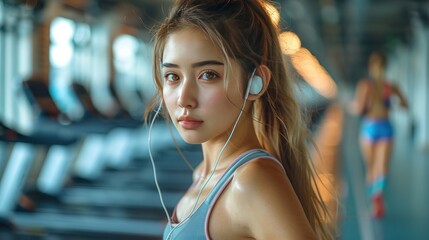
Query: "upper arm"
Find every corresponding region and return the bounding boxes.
[390,83,408,108]
[229,159,317,240]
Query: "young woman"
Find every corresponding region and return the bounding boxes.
[147,0,333,239]
[351,51,408,219]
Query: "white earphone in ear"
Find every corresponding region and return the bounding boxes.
[244,69,264,99]
[249,75,263,95]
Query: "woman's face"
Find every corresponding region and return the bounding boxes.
[161,27,245,144]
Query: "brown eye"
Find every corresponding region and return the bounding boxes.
[200,71,219,81]
[164,73,179,83]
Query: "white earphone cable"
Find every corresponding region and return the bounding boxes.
[165,68,258,239]
[182,68,257,217]
[148,101,172,224]
[152,68,258,239]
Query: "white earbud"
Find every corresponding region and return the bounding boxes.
[249,75,263,95]
[244,69,264,100]
[161,68,264,238]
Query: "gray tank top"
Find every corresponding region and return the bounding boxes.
[163,149,281,240]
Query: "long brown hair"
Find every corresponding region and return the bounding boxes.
[147,0,333,239]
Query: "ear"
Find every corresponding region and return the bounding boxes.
[247,64,271,100]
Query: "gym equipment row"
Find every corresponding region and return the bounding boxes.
[0,76,202,239]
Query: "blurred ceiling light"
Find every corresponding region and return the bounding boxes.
[50,17,75,44]
[263,1,280,27]
[291,48,337,99]
[50,44,73,68]
[279,31,301,55]
[113,34,139,72]
[113,34,139,60]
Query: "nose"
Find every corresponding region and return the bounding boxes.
[177,78,197,109]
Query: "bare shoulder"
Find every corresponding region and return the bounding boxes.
[233,157,290,192]
[229,157,295,207]
[225,157,317,239]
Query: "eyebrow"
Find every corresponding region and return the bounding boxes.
[162,60,224,68]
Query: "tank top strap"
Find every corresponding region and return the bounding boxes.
[205,149,271,203]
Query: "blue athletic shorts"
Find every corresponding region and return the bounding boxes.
[360,118,393,143]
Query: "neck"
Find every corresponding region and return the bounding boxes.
[200,118,261,177]
[371,72,385,82]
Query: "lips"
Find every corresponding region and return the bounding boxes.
[178,115,203,129]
